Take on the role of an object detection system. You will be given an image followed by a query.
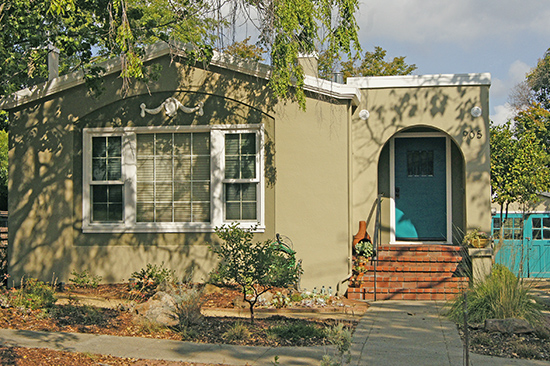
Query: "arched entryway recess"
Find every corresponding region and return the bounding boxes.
[377,126,465,245]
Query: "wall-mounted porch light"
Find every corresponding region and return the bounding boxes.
[359,109,370,120]
[471,106,482,118]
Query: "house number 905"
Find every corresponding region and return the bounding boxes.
[463,130,482,139]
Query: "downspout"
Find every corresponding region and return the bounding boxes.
[47,43,60,81]
[339,98,354,294]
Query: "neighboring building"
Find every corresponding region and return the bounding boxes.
[491,194,550,278]
[1,42,492,297]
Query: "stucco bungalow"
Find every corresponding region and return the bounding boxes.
[1,42,492,298]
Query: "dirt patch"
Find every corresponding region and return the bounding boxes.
[0,346,224,366]
[457,321,550,361]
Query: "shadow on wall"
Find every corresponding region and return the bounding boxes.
[352,74,489,234]
[8,55,278,284]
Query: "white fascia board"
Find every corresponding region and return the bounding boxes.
[0,40,359,110]
[303,75,361,105]
[209,51,272,80]
[346,73,491,89]
[0,42,175,110]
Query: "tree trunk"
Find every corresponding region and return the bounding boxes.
[249,301,255,323]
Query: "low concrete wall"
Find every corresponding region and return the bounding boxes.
[468,247,493,283]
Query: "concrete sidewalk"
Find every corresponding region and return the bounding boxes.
[350,301,549,366]
[0,301,548,365]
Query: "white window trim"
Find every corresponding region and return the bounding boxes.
[82,124,265,233]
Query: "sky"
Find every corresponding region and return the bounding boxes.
[354,1,550,124]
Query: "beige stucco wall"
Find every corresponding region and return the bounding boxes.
[273,96,351,293]
[491,195,550,214]
[352,84,491,244]
[7,55,491,293]
[7,55,352,292]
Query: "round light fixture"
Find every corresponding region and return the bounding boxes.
[359,109,370,120]
[471,106,482,118]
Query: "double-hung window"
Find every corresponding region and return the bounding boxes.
[82,125,264,233]
[224,132,258,221]
[90,136,124,222]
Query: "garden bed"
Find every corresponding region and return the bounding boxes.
[0,282,360,365]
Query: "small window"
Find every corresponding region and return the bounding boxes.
[92,136,122,181]
[407,150,434,177]
[91,136,123,223]
[226,183,257,220]
[92,185,123,222]
[224,133,258,221]
[532,217,550,240]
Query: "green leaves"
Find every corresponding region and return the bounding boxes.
[257,0,360,109]
[527,48,550,111]
[490,116,550,210]
[1,0,361,110]
[338,46,417,80]
[210,223,302,321]
[48,0,76,15]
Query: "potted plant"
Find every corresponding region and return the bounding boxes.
[354,240,375,259]
[463,228,490,248]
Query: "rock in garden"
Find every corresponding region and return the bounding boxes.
[133,291,178,327]
[258,290,274,305]
[485,318,534,334]
[232,296,248,309]
[202,283,222,295]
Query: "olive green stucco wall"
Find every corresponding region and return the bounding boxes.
[7,56,491,293]
[8,55,279,284]
[353,84,491,244]
[273,96,351,292]
[8,55,352,292]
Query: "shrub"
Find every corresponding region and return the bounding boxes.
[10,278,57,310]
[222,321,251,342]
[272,292,290,309]
[69,269,102,288]
[321,323,352,366]
[289,292,303,303]
[447,264,543,325]
[268,321,326,341]
[209,223,302,322]
[172,287,203,330]
[130,262,175,296]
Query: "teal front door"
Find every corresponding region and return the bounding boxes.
[394,137,447,241]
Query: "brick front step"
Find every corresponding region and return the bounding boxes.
[356,278,468,290]
[362,263,461,273]
[356,274,464,282]
[347,244,469,301]
[347,285,467,301]
[347,291,461,301]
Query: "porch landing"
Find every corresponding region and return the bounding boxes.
[347,244,469,301]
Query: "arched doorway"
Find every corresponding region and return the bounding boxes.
[378,127,465,245]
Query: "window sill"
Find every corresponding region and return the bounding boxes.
[82,222,265,234]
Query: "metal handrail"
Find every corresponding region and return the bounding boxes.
[371,194,383,301]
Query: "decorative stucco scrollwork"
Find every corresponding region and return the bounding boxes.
[140,97,204,118]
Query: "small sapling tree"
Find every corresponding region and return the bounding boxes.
[209,223,302,322]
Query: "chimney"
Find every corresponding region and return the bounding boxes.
[297,53,319,78]
[332,72,344,84]
[47,44,60,81]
